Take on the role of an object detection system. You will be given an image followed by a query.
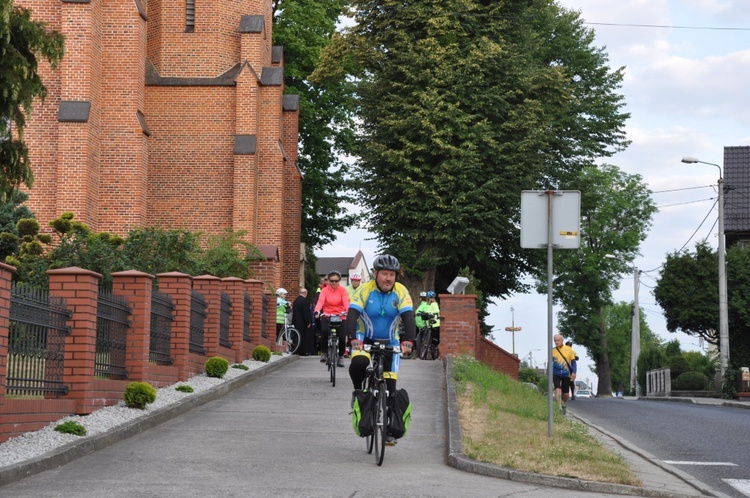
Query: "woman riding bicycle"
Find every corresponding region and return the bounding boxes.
[346,254,416,401]
[314,270,350,367]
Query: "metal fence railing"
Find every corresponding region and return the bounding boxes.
[219,292,232,348]
[189,289,207,355]
[7,284,72,397]
[95,289,131,380]
[150,290,175,365]
[243,292,252,343]
[261,293,269,339]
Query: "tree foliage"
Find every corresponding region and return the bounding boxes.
[654,241,750,369]
[536,164,657,396]
[272,0,358,249]
[324,0,629,299]
[0,0,64,198]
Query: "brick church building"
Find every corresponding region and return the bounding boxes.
[17,0,302,292]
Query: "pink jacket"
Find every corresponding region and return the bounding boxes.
[314,284,350,316]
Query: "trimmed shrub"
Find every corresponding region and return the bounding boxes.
[124,381,157,409]
[252,345,271,362]
[232,363,249,370]
[175,385,194,393]
[205,356,230,378]
[55,420,86,436]
[673,371,710,391]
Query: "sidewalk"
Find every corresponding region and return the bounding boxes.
[0,356,728,497]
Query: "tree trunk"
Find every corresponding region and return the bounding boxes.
[400,267,436,301]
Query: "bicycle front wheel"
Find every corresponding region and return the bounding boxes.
[329,338,337,386]
[286,327,301,354]
[374,383,387,465]
[420,329,433,360]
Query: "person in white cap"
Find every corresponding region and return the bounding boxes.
[276,288,290,342]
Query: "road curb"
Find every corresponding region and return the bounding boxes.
[0,354,297,488]
[443,356,716,497]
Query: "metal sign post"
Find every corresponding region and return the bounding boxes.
[520,190,580,437]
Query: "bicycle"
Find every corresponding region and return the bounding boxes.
[276,315,301,354]
[322,312,346,386]
[362,341,401,466]
[416,311,443,361]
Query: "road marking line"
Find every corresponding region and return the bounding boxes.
[724,479,750,496]
[662,461,738,466]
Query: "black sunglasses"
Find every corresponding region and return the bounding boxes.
[329,279,340,283]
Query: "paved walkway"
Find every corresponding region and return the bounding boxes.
[0,356,729,497]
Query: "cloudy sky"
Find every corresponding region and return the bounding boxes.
[319,1,750,392]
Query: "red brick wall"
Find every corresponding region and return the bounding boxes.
[18,0,301,295]
[440,294,520,378]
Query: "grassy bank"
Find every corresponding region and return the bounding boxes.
[452,356,641,486]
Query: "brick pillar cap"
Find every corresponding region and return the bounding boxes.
[245,279,263,284]
[221,277,245,282]
[194,275,221,281]
[0,262,16,273]
[157,271,192,278]
[47,266,102,278]
[112,269,155,279]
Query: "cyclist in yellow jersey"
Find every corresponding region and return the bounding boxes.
[347,255,415,446]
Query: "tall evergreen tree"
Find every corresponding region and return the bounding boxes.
[0,0,64,199]
[332,0,629,299]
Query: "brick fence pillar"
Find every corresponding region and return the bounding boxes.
[222,277,249,360]
[439,293,479,359]
[193,275,222,359]
[157,272,193,381]
[0,263,16,402]
[49,267,102,415]
[112,270,154,382]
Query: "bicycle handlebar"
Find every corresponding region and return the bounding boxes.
[363,343,401,354]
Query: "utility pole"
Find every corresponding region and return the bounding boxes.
[505,306,522,356]
[631,267,640,396]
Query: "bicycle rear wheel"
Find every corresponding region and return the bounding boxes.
[374,383,387,465]
[286,327,301,354]
[420,329,432,360]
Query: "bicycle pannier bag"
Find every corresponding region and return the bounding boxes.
[351,389,374,437]
[388,388,412,439]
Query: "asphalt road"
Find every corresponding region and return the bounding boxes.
[568,397,750,498]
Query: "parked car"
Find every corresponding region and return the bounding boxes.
[576,389,593,398]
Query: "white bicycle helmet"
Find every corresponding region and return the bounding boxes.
[276,288,288,296]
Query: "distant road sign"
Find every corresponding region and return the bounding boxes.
[505,327,522,331]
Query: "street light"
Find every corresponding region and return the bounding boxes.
[605,254,640,395]
[681,156,729,379]
[505,306,522,356]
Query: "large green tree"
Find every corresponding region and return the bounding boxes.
[325,0,629,299]
[654,241,750,369]
[601,302,660,393]
[272,0,358,249]
[538,164,657,396]
[0,0,64,198]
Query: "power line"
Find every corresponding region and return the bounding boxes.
[651,185,715,194]
[585,22,750,31]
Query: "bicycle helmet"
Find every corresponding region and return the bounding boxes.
[372,254,400,271]
[276,288,287,296]
[427,291,436,298]
[419,291,427,298]
[350,273,362,281]
[327,270,342,279]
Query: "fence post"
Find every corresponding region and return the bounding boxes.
[0,263,16,403]
[48,267,102,414]
[157,272,193,381]
[244,279,268,347]
[439,293,479,359]
[112,270,154,382]
[222,277,248,361]
[193,275,223,360]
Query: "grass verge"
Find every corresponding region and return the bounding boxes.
[453,356,641,486]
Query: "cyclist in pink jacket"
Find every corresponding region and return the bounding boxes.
[314,271,350,367]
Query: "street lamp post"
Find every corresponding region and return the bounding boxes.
[682,156,729,379]
[505,306,522,356]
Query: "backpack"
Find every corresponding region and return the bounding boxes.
[351,389,374,437]
[388,388,412,439]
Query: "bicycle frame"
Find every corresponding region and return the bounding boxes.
[362,342,401,466]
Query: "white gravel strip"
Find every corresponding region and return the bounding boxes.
[0,354,284,469]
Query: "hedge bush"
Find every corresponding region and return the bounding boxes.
[55,420,87,436]
[124,381,157,409]
[252,345,271,362]
[205,356,230,378]
[673,371,710,391]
